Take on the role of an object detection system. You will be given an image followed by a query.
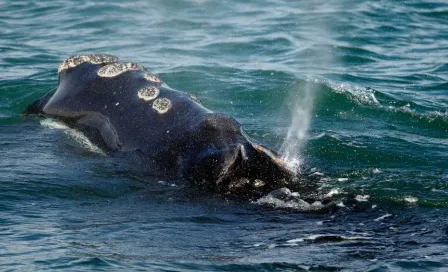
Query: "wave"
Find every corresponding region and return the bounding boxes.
[283,79,448,138]
[320,80,447,125]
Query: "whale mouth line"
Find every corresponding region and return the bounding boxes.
[214,143,297,199]
[252,144,296,174]
[39,118,106,156]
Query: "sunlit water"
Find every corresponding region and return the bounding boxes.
[1,0,447,271]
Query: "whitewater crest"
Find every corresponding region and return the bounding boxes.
[332,83,380,106]
[255,188,325,211]
[324,80,448,125]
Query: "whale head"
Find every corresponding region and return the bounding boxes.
[184,113,297,199]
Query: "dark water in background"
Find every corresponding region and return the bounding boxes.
[1,0,448,271]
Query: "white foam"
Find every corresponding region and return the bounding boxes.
[355,195,370,202]
[404,196,418,203]
[337,178,349,182]
[389,105,448,123]
[374,213,392,221]
[286,238,304,244]
[427,110,448,121]
[326,188,340,197]
[40,118,105,155]
[308,171,324,177]
[332,83,380,106]
[255,189,326,212]
[255,195,308,210]
[305,234,371,241]
[287,234,372,245]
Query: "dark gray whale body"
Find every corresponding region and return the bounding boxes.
[24,54,296,198]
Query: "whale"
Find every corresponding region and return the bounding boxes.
[23,54,297,198]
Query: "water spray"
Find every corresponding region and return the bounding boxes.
[280,81,315,173]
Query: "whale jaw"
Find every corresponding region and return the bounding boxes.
[186,141,297,200]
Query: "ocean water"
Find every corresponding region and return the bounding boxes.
[1,0,447,271]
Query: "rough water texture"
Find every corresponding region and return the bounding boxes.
[1,0,447,271]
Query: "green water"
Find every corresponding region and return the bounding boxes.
[1,0,447,271]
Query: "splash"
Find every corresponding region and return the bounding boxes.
[277,1,344,173]
[280,81,316,173]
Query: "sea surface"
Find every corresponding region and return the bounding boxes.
[1,0,447,271]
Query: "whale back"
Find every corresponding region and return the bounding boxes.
[40,56,210,154]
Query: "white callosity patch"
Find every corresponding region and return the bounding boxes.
[188,93,201,104]
[97,62,145,78]
[143,72,162,84]
[152,98,172,114]
[138,86,159,101]
[58,54,118,73]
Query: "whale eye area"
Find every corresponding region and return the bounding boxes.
[152,98,172,114]
[97,62,145,78]
[58,54,118,73]
[138,86,159,101]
